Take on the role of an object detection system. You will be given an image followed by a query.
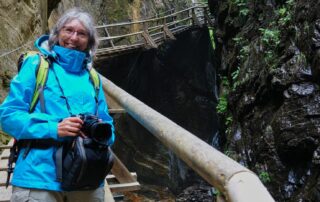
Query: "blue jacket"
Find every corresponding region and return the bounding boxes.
[0,35,115,191]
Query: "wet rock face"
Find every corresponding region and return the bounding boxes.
[0,0,43,101]
[214,0,320,201]
[272,86,320,164]
[96,28,218,193]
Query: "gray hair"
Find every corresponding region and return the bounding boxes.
[48,8,99,56]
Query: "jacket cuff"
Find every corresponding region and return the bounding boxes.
[49,121,59,139]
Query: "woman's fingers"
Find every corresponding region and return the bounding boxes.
[58,117,84,137]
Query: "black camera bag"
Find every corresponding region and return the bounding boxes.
[56,136,114,190]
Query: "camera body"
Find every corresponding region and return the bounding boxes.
[77,113,112,143]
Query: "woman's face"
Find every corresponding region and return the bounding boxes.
[58,19,89,51]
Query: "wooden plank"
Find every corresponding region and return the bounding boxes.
[0,168,10,186]
[1,147,10,160]
[1,156,8,160]
[0,185,12,202]
[104,180,115,202]
[0,146,11,150]
[0,168,8,172]
[110,151,137,183]
[0,142,12,202]
[109,182,140,193]
[103,23,115,48]
[106,172,137,181]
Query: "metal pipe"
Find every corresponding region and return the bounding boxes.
[101,77,274,202]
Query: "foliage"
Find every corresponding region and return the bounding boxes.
[216,95,228,114]
[216,76,233,135]
[259,28,281,48]
[231,67,240,90]
[0,130,11,145]
[231,0,249,17]
[258,171,271,183]
[209,27,216,50]
[231,36,250,89]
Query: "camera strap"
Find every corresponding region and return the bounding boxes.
[52,65,100,183]
[52,66,73,115]
[51,66,99,115]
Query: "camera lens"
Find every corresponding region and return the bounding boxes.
[91,123,112,142]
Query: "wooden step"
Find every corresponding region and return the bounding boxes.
[109,182,140,192]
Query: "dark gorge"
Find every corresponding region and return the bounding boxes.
[96,27,219,198]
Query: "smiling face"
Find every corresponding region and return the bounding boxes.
[58,19,89,51]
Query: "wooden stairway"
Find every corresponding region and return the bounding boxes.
[0,139,139,202]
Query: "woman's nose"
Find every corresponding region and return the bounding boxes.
[70,32,79,40]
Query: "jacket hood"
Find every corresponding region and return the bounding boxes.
[34,35,93,73]
[34,35,57,58]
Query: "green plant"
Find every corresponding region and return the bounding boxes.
[225,116,233,126]
[216,95,228,114]
[259,28,280,48]
[231,0,249,16]
[238,45,250,60]
[209,27,216,50]
[259,28,280,69]
[217,76,230,114]
[231,67,240,81]
[277,0,295,26]
[0,130,11,145]
[278,7,291,26]
[233,36,244,44]
[231,67,241,90]
[259,171,271,183]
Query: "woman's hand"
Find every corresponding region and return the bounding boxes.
[58,117,84,138]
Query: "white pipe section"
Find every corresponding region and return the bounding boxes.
[101,76,274,202]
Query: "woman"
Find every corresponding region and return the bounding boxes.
[0,8,114,202]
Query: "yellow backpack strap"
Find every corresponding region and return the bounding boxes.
[29,53,50,113]
[87,64,100,114]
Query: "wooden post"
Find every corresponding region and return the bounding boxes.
[163,24,176,40]
[141,31,158,49]
[103,23,115,48]
[191,8,201,27]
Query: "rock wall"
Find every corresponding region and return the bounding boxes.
[213,0,320,201]
[0,0,43,101]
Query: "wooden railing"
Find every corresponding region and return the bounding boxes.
[95,4,213,60]
[101,77,275,202]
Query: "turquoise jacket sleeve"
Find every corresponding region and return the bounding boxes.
[0,55,59,140]
[96,75,115,145]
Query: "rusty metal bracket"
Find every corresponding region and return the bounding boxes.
[141,31,158,49]
[163,24,176,40]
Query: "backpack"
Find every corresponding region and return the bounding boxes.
[6,51,113,190]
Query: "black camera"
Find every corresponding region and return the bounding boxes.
[78,113,112,143]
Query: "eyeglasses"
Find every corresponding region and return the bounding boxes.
[61,26,88,39]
